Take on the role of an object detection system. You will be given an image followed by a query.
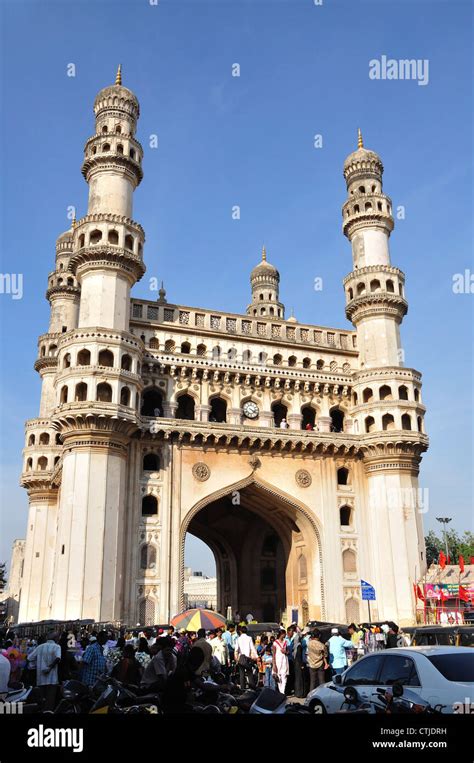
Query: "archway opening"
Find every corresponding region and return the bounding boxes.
[271,402,287,428]
[210,396,227,423]
[176,393,195,420]
[183,482,319,624]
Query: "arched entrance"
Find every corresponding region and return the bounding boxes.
[181,478,324,624]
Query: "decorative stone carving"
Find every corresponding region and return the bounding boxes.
[248,454,261,471]
[192,462,210,482]
[295,469,312,488]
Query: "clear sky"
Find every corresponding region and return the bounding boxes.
[0,0,472,578]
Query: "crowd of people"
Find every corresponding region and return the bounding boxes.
[0,619,401,711]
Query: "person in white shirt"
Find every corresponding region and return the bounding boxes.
[280,419,288,429]
[0,652,11,693]
[235,626,257,689]
[28,632,61,711]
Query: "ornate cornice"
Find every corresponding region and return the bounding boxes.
[141,356,354,394]
[52,404,139,436]
[343,265,404,286]
[68,246,145,284]
[81,153,143,186]
[353,367,422,384]
[46,284,81,301]
[58,327,144,352]
[346,293,408,323]
[343,210,394,239]
[34,356,57,373]
[73,212,144,236]
[20,472,56,494]
[140,419,362,457]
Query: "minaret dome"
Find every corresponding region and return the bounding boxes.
[247,245,285,319]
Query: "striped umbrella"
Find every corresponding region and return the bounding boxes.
[171,608,226,631]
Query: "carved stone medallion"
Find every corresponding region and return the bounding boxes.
[192,462,210,482]
[295,469,312,488]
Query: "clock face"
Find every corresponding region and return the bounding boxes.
[243,401,259,419]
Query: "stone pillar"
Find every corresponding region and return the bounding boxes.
[196,404,210,422]
[259,412,273,427]
[50,425,132,621]
[18,486,58,623]
[163,401,177,418]
[363,453,424,625]
[228,407,242,425]
[318,416,332,433]
[287,413,302,430]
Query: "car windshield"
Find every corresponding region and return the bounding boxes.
[427,654,474,682]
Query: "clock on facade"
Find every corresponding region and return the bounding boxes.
[242,401,259,419]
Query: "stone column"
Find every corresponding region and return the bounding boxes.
[363,452,423,625]
[287,413,302,430]
[50,421,134,621]
[163,401,177,418]
[18,485,58,623]
[196,404,211,422]
[259,412,273,427]
[317,416,332,433]
[228,407,242,425]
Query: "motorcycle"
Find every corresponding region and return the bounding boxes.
[0,682,44,714]
[372,683,446,714]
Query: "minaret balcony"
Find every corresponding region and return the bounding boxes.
[72,214,144,255]
[344,266,405,306]
[68,243,146,283]
[342,194,394,238]
[82,134,143,185]
[345,292,408,323]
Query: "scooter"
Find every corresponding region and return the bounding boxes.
[372,683,445,714]
[0,682,44,714]
[332,684,375,714]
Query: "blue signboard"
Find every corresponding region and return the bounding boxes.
[361,580,376,600]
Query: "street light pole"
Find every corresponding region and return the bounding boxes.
[436,517,452,560]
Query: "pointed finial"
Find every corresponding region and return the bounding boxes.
[357,127,364,149]
[115,64,122,86]
[262,245,267,261]
[71,215,76,229]
[158,280,167,303]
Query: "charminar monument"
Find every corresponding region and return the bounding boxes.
[14,68,428,627]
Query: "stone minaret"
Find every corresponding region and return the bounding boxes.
[247,246,285,319]
[20,68,146,623]
[19,221,82,622]
[342,131,428,623]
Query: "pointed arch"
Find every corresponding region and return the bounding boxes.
[180,474,325,618]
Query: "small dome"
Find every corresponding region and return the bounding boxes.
[250,246,279,281]
[344,147,382,173]
[56,229,73,244]
[94,67,139,118]
[287,314,297,323]
[343,130,383,180]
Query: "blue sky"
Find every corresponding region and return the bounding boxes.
[0,0,472,577]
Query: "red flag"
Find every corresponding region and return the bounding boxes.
[416,584,425,602]
[447,555,451,565]
[440,588,448,603]
[459,586,470,602]
[459,555,465,573]
[439,551,446,569]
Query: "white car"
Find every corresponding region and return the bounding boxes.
[304,646,474,714]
